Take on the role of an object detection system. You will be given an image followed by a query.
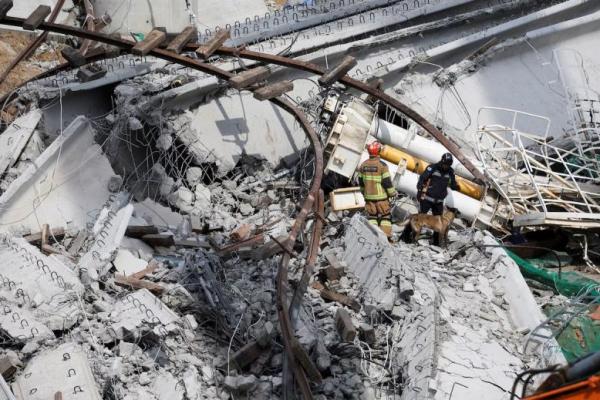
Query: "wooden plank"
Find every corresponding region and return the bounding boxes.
[319,287,361,312]
[41,244,75,261]
[125,225,158,238]
[0,0,13,19]
[132,29,166,56]
[230,224,252,242]
[196,30,229,59]
[0,356,18,379]
[253,81,293,101]
[225,340,264,371]
[167,25,197,54]
[41,224,49,248]
[60,46,87,67]
[68,230,87,256]
[174,239,211,249]
[229,67,270,90]
[114,275,164,295]
[141,234,175,247]
[22,5,51,30]
[318,56,357,86]
[291,339,322,383]
[335,308,357,342]
[311,281,359,312]
[24,227,65,245]
[128,260,158,280]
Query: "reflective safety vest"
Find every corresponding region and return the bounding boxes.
[358,157,397,201]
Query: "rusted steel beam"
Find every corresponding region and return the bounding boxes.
[211,47,488,184]
[0,0,65,85]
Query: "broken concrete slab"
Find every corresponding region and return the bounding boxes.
[0,302,54,343]
[78,202,133,283]
[0,237,83,330]
[173,92,307,175]
[151,371,184,400]
[0,109,41,178]
[110,289,179,338]
[0,117,116,233]
[113,249,148,276]
[342,215,415,305]
[12,342,101,400]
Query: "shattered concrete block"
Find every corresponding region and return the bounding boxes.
[156,134,173,151]
[193,184,211,210]
[107,175,123,193]
[0,117,117,233]
[256,321,275,348]
[110,289,180,338]
[0,304,54,344]
[113,249,148,276]
[335,308,357,342]
[0,109,41,178]
[230,341,263,370]
[224,375,258,393]
[358,324,376,346]
[185,167,203,187]
[182,367,202,400]
[151,372,184,400]
[0,237,84,330]
[78,203,134,280]
[12,342,101,400]
[315,341,332,373]
[183,314,198,330]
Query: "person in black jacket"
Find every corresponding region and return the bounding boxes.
[414,153,459,245]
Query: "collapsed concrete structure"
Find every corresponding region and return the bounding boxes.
[0,0,599,399]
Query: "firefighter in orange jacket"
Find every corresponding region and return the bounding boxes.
[358,141,397,238]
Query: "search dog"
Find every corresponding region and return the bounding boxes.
[406,208,458,247]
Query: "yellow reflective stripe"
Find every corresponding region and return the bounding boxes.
[386,187,396,196]
[368,219,379,225]
[381,172,391,179]
[380,220,392,226]
[361,175,382,182]
[364,193,388,200]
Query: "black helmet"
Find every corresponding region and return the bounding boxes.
[441,152,453,166]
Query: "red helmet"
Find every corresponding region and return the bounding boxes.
[367,141,382,157]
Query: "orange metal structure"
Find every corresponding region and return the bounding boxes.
[526,376,600,400]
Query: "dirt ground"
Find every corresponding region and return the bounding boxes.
[0,29,64,101]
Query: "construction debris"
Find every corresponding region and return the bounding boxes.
[0,1,598,399]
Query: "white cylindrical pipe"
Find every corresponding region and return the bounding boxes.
[374,119,478,180]
[358,152,482,221]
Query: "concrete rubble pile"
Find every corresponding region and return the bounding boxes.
[2,0,600,399]
[0,91,565,400]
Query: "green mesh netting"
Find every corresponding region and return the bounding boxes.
[507,250,600,362]
[543,304,600,363]
[506,251,600,298]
